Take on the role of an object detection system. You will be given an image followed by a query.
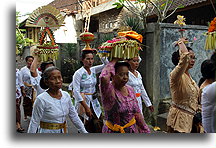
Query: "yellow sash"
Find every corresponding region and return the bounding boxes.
[84,93,94,95]
[40,121,67,133]
[105,117,136,133]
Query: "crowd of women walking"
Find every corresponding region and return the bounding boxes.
[16,37,216,134]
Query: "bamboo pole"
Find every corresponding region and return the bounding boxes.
[209,0,216,15]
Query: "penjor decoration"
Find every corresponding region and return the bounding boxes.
[26,5,65,61]
[204,17,216,50]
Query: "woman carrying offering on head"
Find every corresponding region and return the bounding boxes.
[166,38,202,133]
[99,58,150,133]
[72,50,108,133]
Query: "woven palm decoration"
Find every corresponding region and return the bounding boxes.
[26,5,65,61]
[26,5,65,28]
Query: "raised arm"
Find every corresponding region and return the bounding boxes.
[170,38,190,81]
[30,56,39,77]
[99,59,119,111]
[92,57,109,74]
[99,59,118,95]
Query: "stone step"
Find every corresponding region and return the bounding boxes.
[157,112,168,132]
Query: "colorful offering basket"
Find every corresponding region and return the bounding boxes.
[205,17,216,50]
[79,31,96,52]
[35,44,59,62]
[34,27,59,62]
[98,31,142,60]
[174,15,186,38]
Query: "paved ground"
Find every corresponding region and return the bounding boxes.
[17,97,165,134]
[17,98,78,134]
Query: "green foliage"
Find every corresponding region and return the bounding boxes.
[112,0,185,27]
[16,11,33,55]
[113,2,124,9]
[61,58,81,83]
[61,43,77,57]
[123,16,144,34]
[60,43,81,83]
[98,33,115,45]
[178,4,185,9]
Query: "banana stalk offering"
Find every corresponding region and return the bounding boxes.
[98,37,141,60]
[35,45,59,61]
[205,17,216,50]
[205,32,216,50]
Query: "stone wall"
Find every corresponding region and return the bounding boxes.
[16,46,31,69]
[98,8,122,33]
[139,23,214,125]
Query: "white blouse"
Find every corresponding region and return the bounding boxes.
[30,74,45,96]
[68,81,73,91]
[72,58,108,120]
[16,69,24,99]
[27,90,87,133]
[201,82,216,133]
[20,66,33,98]
[127,70,152,114]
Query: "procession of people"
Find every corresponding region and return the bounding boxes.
[16,29,216,134]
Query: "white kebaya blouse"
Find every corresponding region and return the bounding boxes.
[16,69,24,99]
[20,66,33,98]
[201,82,216,133]
[30,73,45,96]
[127,71,152,114]
[72,58,108,120]
[27,90,87,133]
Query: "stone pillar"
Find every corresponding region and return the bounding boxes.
[139,23,161,126]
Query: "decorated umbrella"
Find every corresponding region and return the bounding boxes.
[26,5,65,61]
[98,31,143,60]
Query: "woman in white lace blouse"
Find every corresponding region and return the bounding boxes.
[72,50,108,133]
[28,66,87,133]
[127,56,154,115]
